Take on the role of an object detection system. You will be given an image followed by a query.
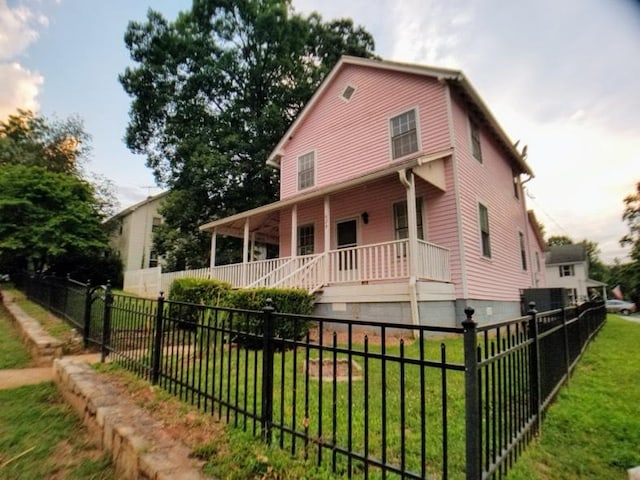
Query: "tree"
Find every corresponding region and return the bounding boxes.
[0,110,90,175]
[547,235,573,246]
[0,165,109,274]
[120,0,376,269]
[621,181,640,261]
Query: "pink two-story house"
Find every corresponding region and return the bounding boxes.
[199,56,547,326]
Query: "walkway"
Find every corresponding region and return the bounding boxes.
[0,353,101,390]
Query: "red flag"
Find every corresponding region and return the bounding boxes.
[612,285,623,300]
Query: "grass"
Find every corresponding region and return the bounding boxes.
[0,303,32,369]
[506,315,640,479]
[0,382,114,479]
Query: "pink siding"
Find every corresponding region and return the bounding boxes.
[278,174,459,259]
[279,64,451,200]
[527,220,547,287]
[450,92,534,301]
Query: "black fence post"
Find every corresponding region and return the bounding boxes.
[561,306,571,385]
[101,282,113,363]
[261,298,276,444]
[527,302,541,434]
[463,306,481,480]
[83,280,92,349]
[151,292,165,385]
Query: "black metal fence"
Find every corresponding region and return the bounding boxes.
[16,274,606,479]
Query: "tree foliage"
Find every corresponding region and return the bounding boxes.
[120,0,376,269]
[546,235,606,282]
[0,165,109,273]
[621,181,640,261]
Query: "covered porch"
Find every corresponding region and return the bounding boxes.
[199,150,454,325]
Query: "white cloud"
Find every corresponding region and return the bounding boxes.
[0,62,43,118]
[0,0,48,119]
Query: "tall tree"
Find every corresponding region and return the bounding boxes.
[546,235,607,281]
[617,181,640,305]
[0,165,109,274]
[120,0,376,269]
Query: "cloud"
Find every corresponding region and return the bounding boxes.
[0,0,48,119]
[0,62,43,118]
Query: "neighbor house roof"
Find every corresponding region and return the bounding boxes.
[546,244,587,265]
[105,190,168,223]
[266,55,533,177]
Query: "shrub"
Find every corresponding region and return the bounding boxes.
[221,288,314,344]
[167,277,232,329]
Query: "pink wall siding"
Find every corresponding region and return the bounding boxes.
[450,91,534,301]
[527,220,547,287]
[278,174,458,258]
[279,65,452,199]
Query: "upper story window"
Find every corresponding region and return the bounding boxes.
[151,216,162,232]
[393,199,424,240]
[559,264,575,277]
[297,224,315,255]
[470,117,482,163]
[297,151,315,190]
[519,232,527,271]
[478,203,491,258]
[390,109,418,160]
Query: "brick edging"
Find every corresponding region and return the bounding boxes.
[54,358,212,480]
[0,290,63,366]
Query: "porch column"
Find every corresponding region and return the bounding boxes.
[250,233,256,261]
[405,172,419,278]
[291,205,298,257]
[209,228,217,270]
[242,218,250,286]
[324,195,331,283]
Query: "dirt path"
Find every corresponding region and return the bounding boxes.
[0,353,101,390]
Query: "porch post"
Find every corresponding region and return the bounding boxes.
[250,233,256,261]
[242,218,250,286]
[324,196,331,284]
[405,171,419,278]
[209,229,217,269]
[291,205,298,257]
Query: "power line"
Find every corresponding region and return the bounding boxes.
[525,188,571,237]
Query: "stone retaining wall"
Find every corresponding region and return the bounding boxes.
[0,290,63,365]
[54,358,211,480]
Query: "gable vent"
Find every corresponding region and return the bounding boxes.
[341,85,356,101]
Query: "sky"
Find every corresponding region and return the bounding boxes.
[1,0,639,264]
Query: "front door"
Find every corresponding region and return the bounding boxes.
[336,219,357,270]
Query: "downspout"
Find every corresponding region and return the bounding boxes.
[520,174,536,287]
[399,168,420,327]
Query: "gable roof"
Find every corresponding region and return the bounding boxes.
[105,190,168,223]
[266,55,533,176]
[528,210,548,252]
[546,244,587,265]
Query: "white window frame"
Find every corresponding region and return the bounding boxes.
[478,202,491,258]
[389,107,420,160]
[469,116,482,163]
[297,150,316,190]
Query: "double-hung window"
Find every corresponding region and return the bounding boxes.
[479,203,491,258]
[390,109,418,159]
[559,264,574,277]
[393,199,424,240]
[297,151,315,190]
[519,232,527,271]
[470,117,482,163]
[297,224,315,256]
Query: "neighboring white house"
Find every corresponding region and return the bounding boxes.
[106,192,167,272]
[545,244,606,304]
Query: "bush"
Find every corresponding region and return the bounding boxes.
[167,277,232,330]
[221,288,314,344]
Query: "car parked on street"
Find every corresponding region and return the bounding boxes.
[605,299,637,315]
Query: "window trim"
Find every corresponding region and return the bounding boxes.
[388,107,421,161]
[297,150,316,191]
[559,264,575,277]
[469,116,483,163]
[478,202,491,258]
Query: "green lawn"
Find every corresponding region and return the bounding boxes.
[0,302,32,369]
[506,315,640,479]
[0,383,114,479]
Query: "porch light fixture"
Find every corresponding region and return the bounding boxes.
[362,212,369,224]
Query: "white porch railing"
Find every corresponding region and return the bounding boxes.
[125,239,451,296]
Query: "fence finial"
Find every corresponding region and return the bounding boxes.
[463,306,475,326]
[263,297,275,312]
[527,301,537,315]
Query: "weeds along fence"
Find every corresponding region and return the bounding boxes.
[17,274,606,480]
